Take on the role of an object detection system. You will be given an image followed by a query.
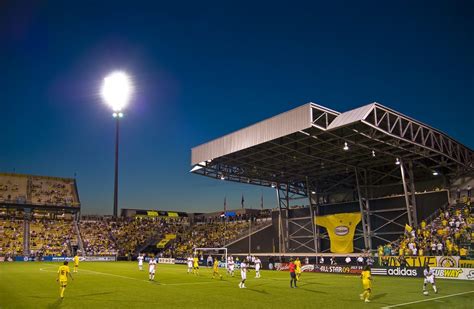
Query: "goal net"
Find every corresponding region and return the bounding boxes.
[193,247,228,269]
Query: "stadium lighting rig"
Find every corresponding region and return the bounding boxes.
[101,71,133,218]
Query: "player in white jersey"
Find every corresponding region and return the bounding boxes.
[423,266,437,294]
[254,257,262,278]
[137,254,144,271]
[227,256,235,277]
[187,256,194,274]
[239,259,248,288]
[148,256,157,281]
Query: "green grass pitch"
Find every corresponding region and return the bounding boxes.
[0,262,473,308]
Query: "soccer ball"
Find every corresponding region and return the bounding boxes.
[423,291,429,296]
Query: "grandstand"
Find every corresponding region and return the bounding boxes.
[191,102,474,255]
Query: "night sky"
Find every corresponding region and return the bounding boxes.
[0,1,472,215]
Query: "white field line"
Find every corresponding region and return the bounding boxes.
[39,264,226,286]
[381,290,474,308]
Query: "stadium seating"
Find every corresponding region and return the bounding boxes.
[29,219,75,256]
[0,175,28,203]
[0,217,24,256]
[380,203,473,259]
[30,177,76,206]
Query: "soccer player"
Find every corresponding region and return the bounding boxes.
[148,256,157,281]
[73,254,79,273]
[137,254,144,271]
[360,265,372,303]
[56,261,73,299]
[295,257,302,281]
[212,258,223,279]
[193,255,200,275]
[187,255,194,274]
[289,258,297,288]
[228,256,235,277]
[423,265,438,294]
[254,257,262,278]
[239,258,248,288]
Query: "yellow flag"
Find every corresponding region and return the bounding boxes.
[405,224,413,233]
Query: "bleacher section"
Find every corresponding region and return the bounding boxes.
[0,173,79,207]
[0,218,23,256]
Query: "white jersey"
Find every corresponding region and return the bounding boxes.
[187,257,193,268]
[149,258,157,273]
[424,269,435,284]
[138,256,144,265]
[240,262,247,280]
[228,258,235,270]
[255,258,261,271]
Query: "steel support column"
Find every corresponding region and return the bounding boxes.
[400,160,418,227]
[355,168,371,249]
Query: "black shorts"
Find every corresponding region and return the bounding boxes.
[290,272,296,278]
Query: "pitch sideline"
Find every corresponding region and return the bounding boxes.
[380,290,474,308]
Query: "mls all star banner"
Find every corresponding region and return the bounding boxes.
[315,212,361,253]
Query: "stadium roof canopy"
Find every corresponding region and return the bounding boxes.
[190,103,473,195]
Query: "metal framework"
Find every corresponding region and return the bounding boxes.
[191,102,474,253]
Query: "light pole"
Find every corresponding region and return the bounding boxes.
[101,71,133,218]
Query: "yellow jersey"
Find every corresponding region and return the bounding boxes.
[58,265,70,282]
[361,270,371,289]
[295,260,301,270]
[73,256,79,265]
[193,257,199,267]
[213,260,219,271]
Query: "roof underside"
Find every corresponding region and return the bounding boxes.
[191,102,474,194]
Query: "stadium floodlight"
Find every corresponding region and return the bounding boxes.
[372,150,376,157]
[395,158,400,165]
[432,171,439,176]
[343,142,349,151]
[101,71,133,218]
[101,71,133,112]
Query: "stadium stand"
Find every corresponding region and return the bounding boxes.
[379,203,473,260]
[0,217,24,257]
[29,218,76,257]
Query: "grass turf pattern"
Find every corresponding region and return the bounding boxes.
[0,262,472,308]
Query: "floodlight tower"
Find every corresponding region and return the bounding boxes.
[101,71,133,217]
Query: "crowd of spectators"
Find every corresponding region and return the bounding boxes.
[30,177,75,206]
[379,203,472,260]
[29,219,76,256]
[0,217,23,257]
[79,220,117,256]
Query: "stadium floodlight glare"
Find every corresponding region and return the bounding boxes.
[101,71,133,113]
[432,171,439,176]
[343,142,349,151]
[395,158,400,165]
[372,150,376,157]
[101,71,133,218]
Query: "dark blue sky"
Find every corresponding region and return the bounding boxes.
[0,1,472,214]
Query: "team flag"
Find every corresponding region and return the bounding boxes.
[241,194,245,209]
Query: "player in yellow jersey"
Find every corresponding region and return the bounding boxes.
[56,261,74,299]
[360,265,372,303]
[193,255,200,275]
[212,258,223,279]
[295,257,302,281]
[73,254,79,273]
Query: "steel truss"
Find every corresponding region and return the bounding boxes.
[276,183,318,253]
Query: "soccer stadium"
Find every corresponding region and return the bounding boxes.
[1,2,473,309]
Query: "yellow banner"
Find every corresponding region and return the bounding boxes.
[315,213,361,253]
[459,260,474,268]
[168,212,178,217]
[147,211,158,217]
